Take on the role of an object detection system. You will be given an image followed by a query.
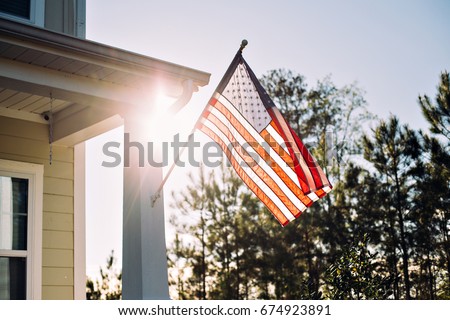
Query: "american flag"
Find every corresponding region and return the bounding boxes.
[197,51,332,226]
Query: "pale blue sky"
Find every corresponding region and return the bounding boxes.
[84,0,450,278]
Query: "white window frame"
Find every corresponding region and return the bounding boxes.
[0,0,45,28]
[0,159,43,299]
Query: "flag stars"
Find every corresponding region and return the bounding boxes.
[223,65,271,132]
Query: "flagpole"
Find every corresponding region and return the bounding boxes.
[150,40,249,206]
[150,127,195,206]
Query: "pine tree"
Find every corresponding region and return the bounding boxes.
[363,116,421,299]
[168,69,450,300]
[419,71,450,141]
[415,71,450,298]
[169,167,212,299]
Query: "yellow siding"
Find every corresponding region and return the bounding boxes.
[44,177,73,196]
[42,286,74,300]
[43,194,73,214]
[43,212,73,232]
[0,116,75,300]
[42,268,74,286]
[43,230,74,249]
[42,249,74,267]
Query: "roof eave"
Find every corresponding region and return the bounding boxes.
[0,17,211,88]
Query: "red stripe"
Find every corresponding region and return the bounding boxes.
[199,123,290,226]
[266,107,314,193]
[289,128,329,190]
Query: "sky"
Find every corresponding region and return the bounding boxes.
[83,0,450,279]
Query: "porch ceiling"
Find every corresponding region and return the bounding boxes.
[0,88,71,118]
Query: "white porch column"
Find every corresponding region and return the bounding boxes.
[122,117,170,300]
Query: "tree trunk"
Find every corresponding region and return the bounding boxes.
[200,214,207,299]
[427,252,435,300]
[305,226,315,295]
[394,172,411,299]
[388,216,400,299]
[397,209,411,299]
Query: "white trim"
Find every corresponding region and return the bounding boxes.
[0,249,27,258]
[0,159,43,300]
[33,0,45,27]
[75,0,86,39]
[73,142,86,300]
[0,0,45,28]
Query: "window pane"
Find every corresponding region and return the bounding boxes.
[0,257,27,300]
[0,0,31,19]
[0,177,28,250]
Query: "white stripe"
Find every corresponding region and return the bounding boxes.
[201,118,296,221]
[266,125,289,153]
[207,108,307,212]
[323,186,332,193]
[307,192,319,201]
[209,99,300,185]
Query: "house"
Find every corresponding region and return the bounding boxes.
[0,0,210,299]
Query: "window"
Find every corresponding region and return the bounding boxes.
[0,160,42,300]
[0,0,44,27]
[0,0,31,20]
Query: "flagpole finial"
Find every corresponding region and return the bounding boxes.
[239,39,248,53]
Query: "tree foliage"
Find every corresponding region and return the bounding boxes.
[325,234,394,299]
[419,71,450,141]
[169,70,450,300]
[86,250,122,300]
